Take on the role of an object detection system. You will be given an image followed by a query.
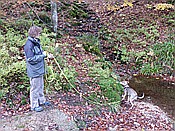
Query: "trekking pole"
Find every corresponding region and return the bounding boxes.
[52,56,80,94]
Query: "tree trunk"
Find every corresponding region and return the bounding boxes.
[51,0,58,33]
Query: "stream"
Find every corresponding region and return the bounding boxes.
[129,76,175,120]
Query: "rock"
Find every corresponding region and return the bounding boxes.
[0,109,79,131]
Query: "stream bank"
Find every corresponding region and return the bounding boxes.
[130,76,175,120]
[0,91,174,131]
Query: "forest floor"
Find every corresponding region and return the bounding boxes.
[0,93,174,131]
[0,0,175,130]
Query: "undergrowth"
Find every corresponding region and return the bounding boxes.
[88,63,123,105]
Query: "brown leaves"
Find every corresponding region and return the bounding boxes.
[51,92,173,130]
[0,90,174,130]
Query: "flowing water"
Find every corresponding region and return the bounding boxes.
[129,76,175,120]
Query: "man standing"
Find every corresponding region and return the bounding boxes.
[24,25,51,112]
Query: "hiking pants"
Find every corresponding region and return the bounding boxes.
[29,75,46,109]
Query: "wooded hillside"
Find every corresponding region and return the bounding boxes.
[0,0,175,130]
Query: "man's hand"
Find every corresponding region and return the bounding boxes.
[43,51,54,59]
[43,51,48,57]
[48,53,54,59]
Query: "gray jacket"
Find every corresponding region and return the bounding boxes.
[24,36,46,78]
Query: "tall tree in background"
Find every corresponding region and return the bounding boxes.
[51,0,58,33]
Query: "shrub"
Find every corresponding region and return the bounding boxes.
[77,34,102,56]
[140,41,175,75]
[88,63,123,107]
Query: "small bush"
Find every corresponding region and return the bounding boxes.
[140,41,175,75]
[88,63,123,106]
[77,34,102,56]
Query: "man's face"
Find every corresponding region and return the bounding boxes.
[35,32,41,38]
